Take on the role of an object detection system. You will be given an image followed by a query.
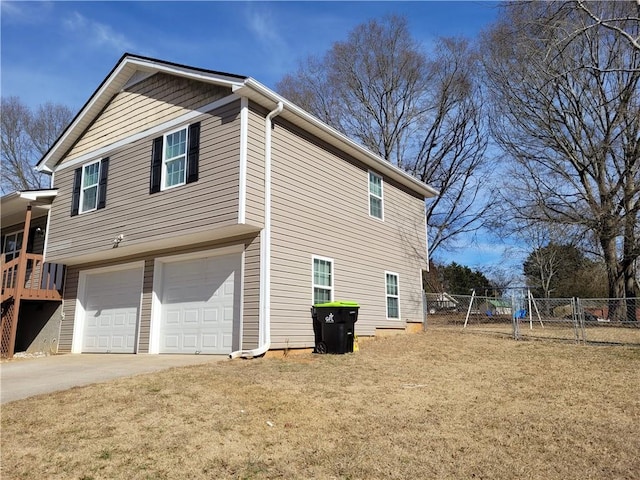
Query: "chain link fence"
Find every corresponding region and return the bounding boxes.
[425,293,640,346]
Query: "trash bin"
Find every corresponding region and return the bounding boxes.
[311,301,359,354]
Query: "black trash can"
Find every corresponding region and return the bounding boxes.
[311,301,359,354]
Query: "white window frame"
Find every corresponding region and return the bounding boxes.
[368,170,384,220]
[3,230,24,262]
[80,159,101,214]
[312,255,334,305]
[162,126,188,191]
[385,271,400,320]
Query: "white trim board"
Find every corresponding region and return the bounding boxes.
[238,97,249,224]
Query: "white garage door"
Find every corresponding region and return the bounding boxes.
[82,266,142,353]
[159,253,239,354]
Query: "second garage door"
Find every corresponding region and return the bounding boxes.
[159,253,239,354]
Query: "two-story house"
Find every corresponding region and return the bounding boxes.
[36,54,437,357]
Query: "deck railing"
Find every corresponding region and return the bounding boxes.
[1,253,64,302]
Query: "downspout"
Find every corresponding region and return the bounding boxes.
[423,201,430,332]
[230,100,284,359]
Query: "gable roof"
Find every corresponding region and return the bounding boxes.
[37,53,438,199]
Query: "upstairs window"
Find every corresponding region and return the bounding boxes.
[71,157,110,216]
[80,161,100,213]
[385,272,400,319]
[313,256,333,305]
[164,127,187,189]
[150,122,200,194]
[369,171,383,219]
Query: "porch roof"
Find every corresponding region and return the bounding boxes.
[1,189,58,228]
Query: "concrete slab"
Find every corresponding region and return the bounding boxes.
[0,353,227,404]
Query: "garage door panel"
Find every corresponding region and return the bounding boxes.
[81,267,142,354]
[183,335,198,348]
[202,308,218,323]
[159,253,239,354]
[164,335,179,349]
[202,334,218,349]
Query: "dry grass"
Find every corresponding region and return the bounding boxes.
[2,329,639,480]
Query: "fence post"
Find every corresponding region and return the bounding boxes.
[512,294,520,341]
[571,297,579,344]
[574,297,587,344]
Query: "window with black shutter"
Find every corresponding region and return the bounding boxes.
[150,122,200,193]
[71,157,109,216]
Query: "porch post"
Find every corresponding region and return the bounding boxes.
[7,204,32,357]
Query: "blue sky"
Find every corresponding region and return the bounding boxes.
[2,1,500,110]
[1,1,515,274]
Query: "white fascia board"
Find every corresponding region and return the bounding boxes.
[126,57,245,88]
[235,79,440,200]
[37,60,133,173]
[18,190,58,201]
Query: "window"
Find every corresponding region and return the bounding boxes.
[369,171,383,219]
[163,127,187,189]
[80,161,100,213]
[150,122,200,194]
[3,231,23,262]
[313,256,333,304]
[71,157,109,216]
[385,272,400,319]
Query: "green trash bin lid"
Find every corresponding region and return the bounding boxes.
[313,301,360,308]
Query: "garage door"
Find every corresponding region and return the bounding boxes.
[82,266,142,353]
[159,253,239,354]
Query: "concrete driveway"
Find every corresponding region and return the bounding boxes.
[1,353,227,404]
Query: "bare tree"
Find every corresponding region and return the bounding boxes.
[277,15,493,255]
[482,2,640,309]
[573,0,640,53]
[1,96,72,193]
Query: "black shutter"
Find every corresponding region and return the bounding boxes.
[150,136,163,194]
[97,157,109,210]
[186,122,200,184]
[71,167,82,216]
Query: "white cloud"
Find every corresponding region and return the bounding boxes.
[1,1,54,25]
[63,11,134,53]
[244,5,292,75]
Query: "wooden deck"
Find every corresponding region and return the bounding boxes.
[1,254,64,358]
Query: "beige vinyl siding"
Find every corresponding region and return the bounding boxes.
[269,119,426,348]
[30,217,47,255]
[47,101,242,263]
[59,266,79,353]
[57,235,260,353]
[65,73,231,162]
[244,104,266,226]
[241,234,261,349]
[140,259,155,353]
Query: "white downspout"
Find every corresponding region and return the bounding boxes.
[230,100,283,359]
